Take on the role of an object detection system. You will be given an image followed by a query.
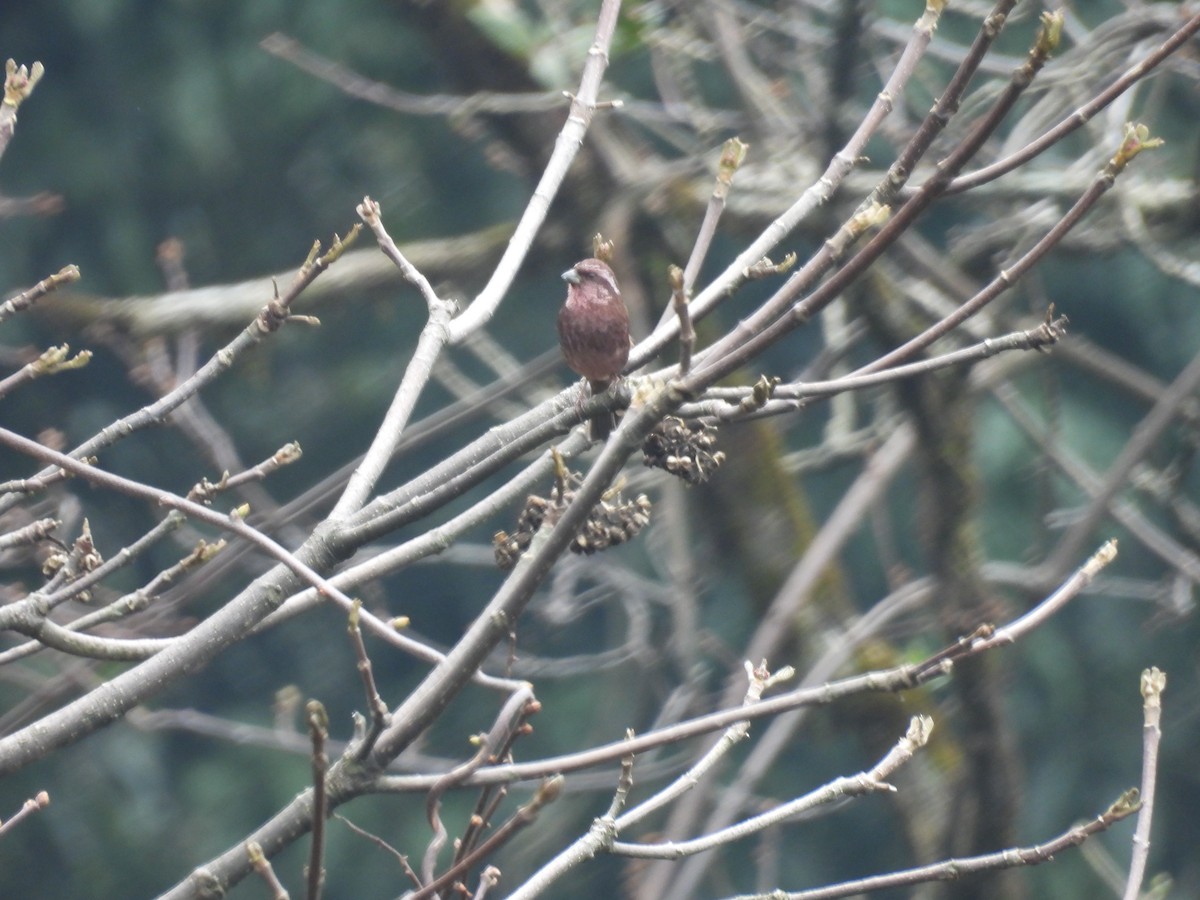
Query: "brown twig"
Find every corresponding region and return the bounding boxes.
[942,12,1200,196]
[680,137,749,295]
[915,539,1119,677]
[347,600,390,760]
[306,701,329,900]
[409,776,563,900]
[333,814,421,889]
[454,693,542,868]
[642,0,945,353]
[854,122,1161,376]
[187,443,303,504]
[420,686,537,884]
[685,3,1053,391]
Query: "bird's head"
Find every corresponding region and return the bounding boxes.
[562,258,620,300]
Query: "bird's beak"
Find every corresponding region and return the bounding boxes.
[561,268,581,284]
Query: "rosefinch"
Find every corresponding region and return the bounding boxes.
[558,258,630,440]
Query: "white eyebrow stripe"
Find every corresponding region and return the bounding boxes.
[589,267,619,295]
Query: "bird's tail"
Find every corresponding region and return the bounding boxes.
[587,378,617,441]
[590,410,617,441]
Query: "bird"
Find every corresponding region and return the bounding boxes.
[558,258,631,440]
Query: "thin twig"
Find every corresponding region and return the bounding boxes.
[768,314,1069,400]
[420,686,537,883]
[0,265,79,323]
[639,0,944,359]
[610,715,932,859]
[854,122,1162,376]
[1122,667,1166,900]
[246,842,290,900]
[188,443,303,504]
[0,344,92,400]
[615,662,794,833]
[0,791,50,838]
[943,12,1200,195]
[366,546,1114,793]
[306,701,329,900]
[685,3,1053,390]
[0,229,359,517]
[681,137,749,295]
[347,601,390,760]
[728,791,1141,899]
[0,514,186,665]
[454,692,542,867]
[668,265,695,377]
[1047,341,1200,576]
[331,199,458,515]
[445,0,623,343]
[0,428,360,630]
[916,539,1119,675]
[409,777,563,900]
[334,815,421,888]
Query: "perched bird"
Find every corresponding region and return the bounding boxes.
[558,258,631,440]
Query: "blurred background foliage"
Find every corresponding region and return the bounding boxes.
[1,1,1199,898]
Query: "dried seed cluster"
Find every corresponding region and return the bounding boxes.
[572,493,651,556]
[494,477,652,570]
[494,496,552,570]
[643,416,725,485]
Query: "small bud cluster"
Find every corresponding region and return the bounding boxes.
[41,519,103,598]
[494,474,652,570]
[643,416,725,485]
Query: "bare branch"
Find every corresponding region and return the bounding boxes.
[1123,667,1167,900]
